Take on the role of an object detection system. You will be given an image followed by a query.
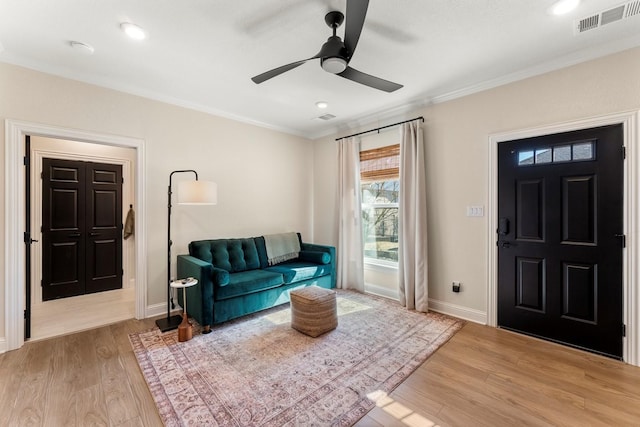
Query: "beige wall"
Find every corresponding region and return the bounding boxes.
[0,63,314,343]
[313,47,640,319]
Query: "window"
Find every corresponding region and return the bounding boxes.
[360,144,399,264]
[517,140,595,166]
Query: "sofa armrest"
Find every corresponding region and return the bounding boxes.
[300,242,336,288]
[177,255,221,329]
[299,250,331,264]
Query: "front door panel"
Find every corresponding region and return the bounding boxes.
[497,125,623,358]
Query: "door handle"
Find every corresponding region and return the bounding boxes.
[497,218,510,236]
[68,233,81,238]
[89,232,100,237]
[498,241,515,248]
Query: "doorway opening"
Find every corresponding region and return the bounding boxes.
[4,120,147,352]
[27,136,136,341]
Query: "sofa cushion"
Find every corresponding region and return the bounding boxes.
[190,238,261,273]
[264,262,333,285]
[216,270,284,300]
[253,236,269,269]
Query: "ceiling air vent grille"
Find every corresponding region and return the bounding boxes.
[601,5,625,24]
[577,14,599,32]
[317,114,336,121]
[575,1,640,33]
[626,0,640,17]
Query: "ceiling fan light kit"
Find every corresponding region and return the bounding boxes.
[251,0,403,92]
[321,57,347,74]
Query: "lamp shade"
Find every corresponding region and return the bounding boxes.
[177,180,217,205]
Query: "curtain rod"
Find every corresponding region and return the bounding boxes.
[335,116,424,141]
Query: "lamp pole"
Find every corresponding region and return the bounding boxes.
[155,169,198,332]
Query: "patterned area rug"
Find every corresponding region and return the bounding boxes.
[130,290,464,426]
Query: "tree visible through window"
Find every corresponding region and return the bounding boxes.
[360,144,399,264]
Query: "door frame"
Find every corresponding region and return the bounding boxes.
[4,119,148,352]
[487,111,639,366]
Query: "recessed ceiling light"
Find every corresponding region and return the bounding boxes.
[549,0,580,15]
[120,22,146,40]
[69,41,95,54]
[315,101,329,109]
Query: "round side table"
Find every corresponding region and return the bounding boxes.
[170,278,198,342]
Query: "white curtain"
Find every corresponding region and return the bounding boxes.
[398,120,428,311]
[337,137,365,292]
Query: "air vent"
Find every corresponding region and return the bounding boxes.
[317,114,336,121]
[601,5,625,24]
[626,0,640,16]
[577,14,599,32]
[575,1,640,33]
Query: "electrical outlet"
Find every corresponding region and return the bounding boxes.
[452,281,461,293]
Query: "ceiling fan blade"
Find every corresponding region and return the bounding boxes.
[338,66,403,92]
[251,56,318,84]
[343,0,369,58]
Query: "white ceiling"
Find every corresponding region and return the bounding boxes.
[1,0,639,139]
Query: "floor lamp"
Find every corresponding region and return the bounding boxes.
[155,169,217,332]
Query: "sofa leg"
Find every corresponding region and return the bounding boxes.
[202,325,212,334]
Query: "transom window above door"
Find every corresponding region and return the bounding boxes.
[517,140,595,166]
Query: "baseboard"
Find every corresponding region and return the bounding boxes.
[364,283,400,301]
[147,302,182,319]
[0,337,7,354]
[428,298,487,324]
[146,303,167,319]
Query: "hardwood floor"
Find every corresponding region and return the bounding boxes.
[1,320,639,426]
[0,317,162,427]
[357,322,640,427]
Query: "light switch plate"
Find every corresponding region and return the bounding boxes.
[466,206,484,217]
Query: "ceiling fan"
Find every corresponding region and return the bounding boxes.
[251,0,403,93]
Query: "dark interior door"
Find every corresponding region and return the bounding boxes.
[86,162,123,293]
[42,158,122,300]
[497,125,624,359]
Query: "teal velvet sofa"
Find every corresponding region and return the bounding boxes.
[177,233,336,333]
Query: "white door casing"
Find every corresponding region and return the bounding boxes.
[4,119,148,352]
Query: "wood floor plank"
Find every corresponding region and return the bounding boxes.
[7,339,58,426]
[0,342,30,417]
[119,351,163,427]
[353,413,385,426]
[63,329,102,393]
[76,383,110,426]
[43,337,77,427]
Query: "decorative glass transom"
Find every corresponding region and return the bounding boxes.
[518,141,595,166]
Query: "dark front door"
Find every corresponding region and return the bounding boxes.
[42,158,123,300]
[497,125,624,359]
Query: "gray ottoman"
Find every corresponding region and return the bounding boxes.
[290,286,338,337]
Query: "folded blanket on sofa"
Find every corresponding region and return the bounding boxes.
[264,232,301,265]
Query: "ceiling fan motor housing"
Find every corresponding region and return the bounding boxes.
[320,35,349,73]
